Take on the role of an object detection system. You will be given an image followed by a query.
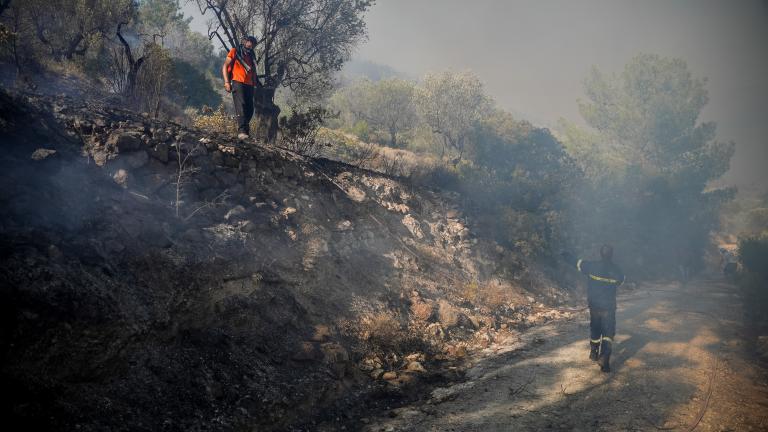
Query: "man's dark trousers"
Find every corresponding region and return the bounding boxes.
[590,307,616,342]
[232,81,254,135]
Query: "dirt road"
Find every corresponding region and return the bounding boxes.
[364,280,768,431]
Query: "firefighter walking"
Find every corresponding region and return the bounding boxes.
[562,245,625,372]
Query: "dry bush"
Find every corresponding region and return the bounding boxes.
[356,311,428,358]
[193,104,236,134]
[476,278,515,309]
[461,280,479,303]
[277,107,330,157]
[350,141,381,168]
[409,299,436,322]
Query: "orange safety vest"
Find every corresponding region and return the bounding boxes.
[227,47,255,86]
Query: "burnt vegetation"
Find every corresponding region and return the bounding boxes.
[0,1,765,431]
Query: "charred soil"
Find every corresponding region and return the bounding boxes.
[0,90,577,431]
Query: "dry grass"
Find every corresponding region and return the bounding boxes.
[477,278,516,309]
[192,104,237,134]
[319,128,441,178]
[410,299,436,322]
[346,310,432,360]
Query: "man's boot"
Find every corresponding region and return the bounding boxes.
[589,341,600,362]
[599,338,612,372]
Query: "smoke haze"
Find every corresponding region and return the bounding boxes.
[185,0,767,189]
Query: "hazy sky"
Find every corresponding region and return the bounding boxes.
[184,0,768,189]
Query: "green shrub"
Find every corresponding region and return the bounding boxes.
[350,120,370,142]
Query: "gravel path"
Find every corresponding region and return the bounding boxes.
[364,280,768,432]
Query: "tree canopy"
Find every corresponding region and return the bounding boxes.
[415,70,493,159]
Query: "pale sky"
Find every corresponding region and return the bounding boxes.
[184,0,768,189]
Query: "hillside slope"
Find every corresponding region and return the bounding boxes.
[0,90,572,431]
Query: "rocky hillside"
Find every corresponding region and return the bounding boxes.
[0,90,573,431]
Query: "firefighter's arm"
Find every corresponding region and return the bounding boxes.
[222,57,233,93]
[560,251,588,274]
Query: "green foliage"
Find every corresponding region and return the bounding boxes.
[350,120,370,142]
[579,53,733,184]
[171,59,221,109]
[415,70,493,158]
[455,112,577,256]
[139,0,190,37]
[329,78,416,147]
[564,54,735,277]
[556,118,627,179]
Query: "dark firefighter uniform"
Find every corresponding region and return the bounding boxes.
[563,250,625,372]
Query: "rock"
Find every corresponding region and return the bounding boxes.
[360,356,383,371]
[381,371,398,381]
[405,361,426,373]
[404,353,426,363]
[31,148,56,160]
[108,132,143,152]
[92,148,108,166]
[437,300,475,329]
[346,186,366,202]
[450,345,468,358]
[336,220,353,231]
[402,214,424,239]
[113,169,128,187]
[370,368,385,379]
[281,207,297,220]
[225,205,246,221]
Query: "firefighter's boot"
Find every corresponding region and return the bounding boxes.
[599,337,612,373]
[589,341,600,362]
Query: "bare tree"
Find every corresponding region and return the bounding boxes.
[115,22,148,100]
[195,0,373,143]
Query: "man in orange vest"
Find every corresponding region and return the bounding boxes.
[222,35,257,140]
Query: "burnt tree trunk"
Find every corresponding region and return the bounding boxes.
[253,87,280,143]
[116,23,146,105]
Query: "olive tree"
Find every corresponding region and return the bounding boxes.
[415,70,493,160]
[25,0,132,60]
